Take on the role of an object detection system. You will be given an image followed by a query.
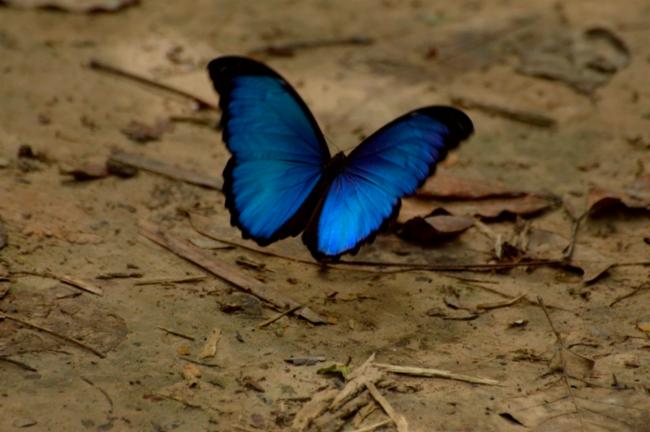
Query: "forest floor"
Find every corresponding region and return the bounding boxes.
[1,0,649,431]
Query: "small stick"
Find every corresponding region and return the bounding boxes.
[609,282,649,307]
[81,376,114,414]
[374,363,499,386]
[365,381,409,432]
[157,326,196,341]
[349,419,392,432]
[475,293,526,311]
[180,356,222,368]
[12,271,103,296]
[109,151,222,190]
[257,304,303,329]
[95,272,143,280]
[88,59,218,111]
[0,312,105,358]
[135,275,207,286]
[562,211,587,261]
[0,356,38,372]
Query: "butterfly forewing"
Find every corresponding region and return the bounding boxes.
[208,57,330,245]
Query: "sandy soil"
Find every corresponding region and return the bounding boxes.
[1,1,649,431]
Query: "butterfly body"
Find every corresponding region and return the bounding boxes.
[209,56,473,261]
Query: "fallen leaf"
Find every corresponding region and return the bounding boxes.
[416,172,523,199]
[398,214,474,243]
[587,175,650,214]
[399,194,552,222]
[3,0,139,13]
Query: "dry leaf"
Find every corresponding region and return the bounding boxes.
[398,214,474,243]
[587,175,650,214]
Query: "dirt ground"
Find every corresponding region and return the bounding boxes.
[1,0,649,431]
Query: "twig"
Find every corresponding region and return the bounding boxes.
[0,312,105,358]
[81,376,114,414]
[537,296,587,429]
[330,354,381,410]
[88,59,218,110]
[0,356,38,372]
[139,221,329,325]
[562,210,587,261]
[12,270,103,296]
[257,304,303,329]
[180,356,222,368]
[609,282,650,307]
[349,419,392,432]
[95,271,143,280]
[188,211,563,272]
[109,151,222,190]
[135,275,207,286]
[157,326,195,341]
[248,36,374,57]
[451,94,556,128]
[365,381,409,432]
[475,294,526,311]
[374,363,499,386]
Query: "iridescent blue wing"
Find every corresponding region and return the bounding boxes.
[304,106,473,260]
[208,56,330,245]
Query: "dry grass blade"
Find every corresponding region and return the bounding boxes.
[12,270,103,296]
[257,304,303,329]
[157,326,195,341]
[374,363,499,385]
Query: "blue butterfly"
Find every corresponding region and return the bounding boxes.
[208,56,473,261]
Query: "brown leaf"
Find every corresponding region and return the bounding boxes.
[4,0,139,13]
[587,175,650,214]
[399,195,552,222]
[398,214,474,243]
[416,172,523,199]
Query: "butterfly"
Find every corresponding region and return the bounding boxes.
[207,56,473,261]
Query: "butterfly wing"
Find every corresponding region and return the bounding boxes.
[304,106,473,260]
[208,56,330,245]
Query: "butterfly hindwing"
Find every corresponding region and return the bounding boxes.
[208,56,330,245]
[304,106,474,260]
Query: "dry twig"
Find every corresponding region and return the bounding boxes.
[365,381,409,432]
[88,59,217,110]
[157,326,195,341]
